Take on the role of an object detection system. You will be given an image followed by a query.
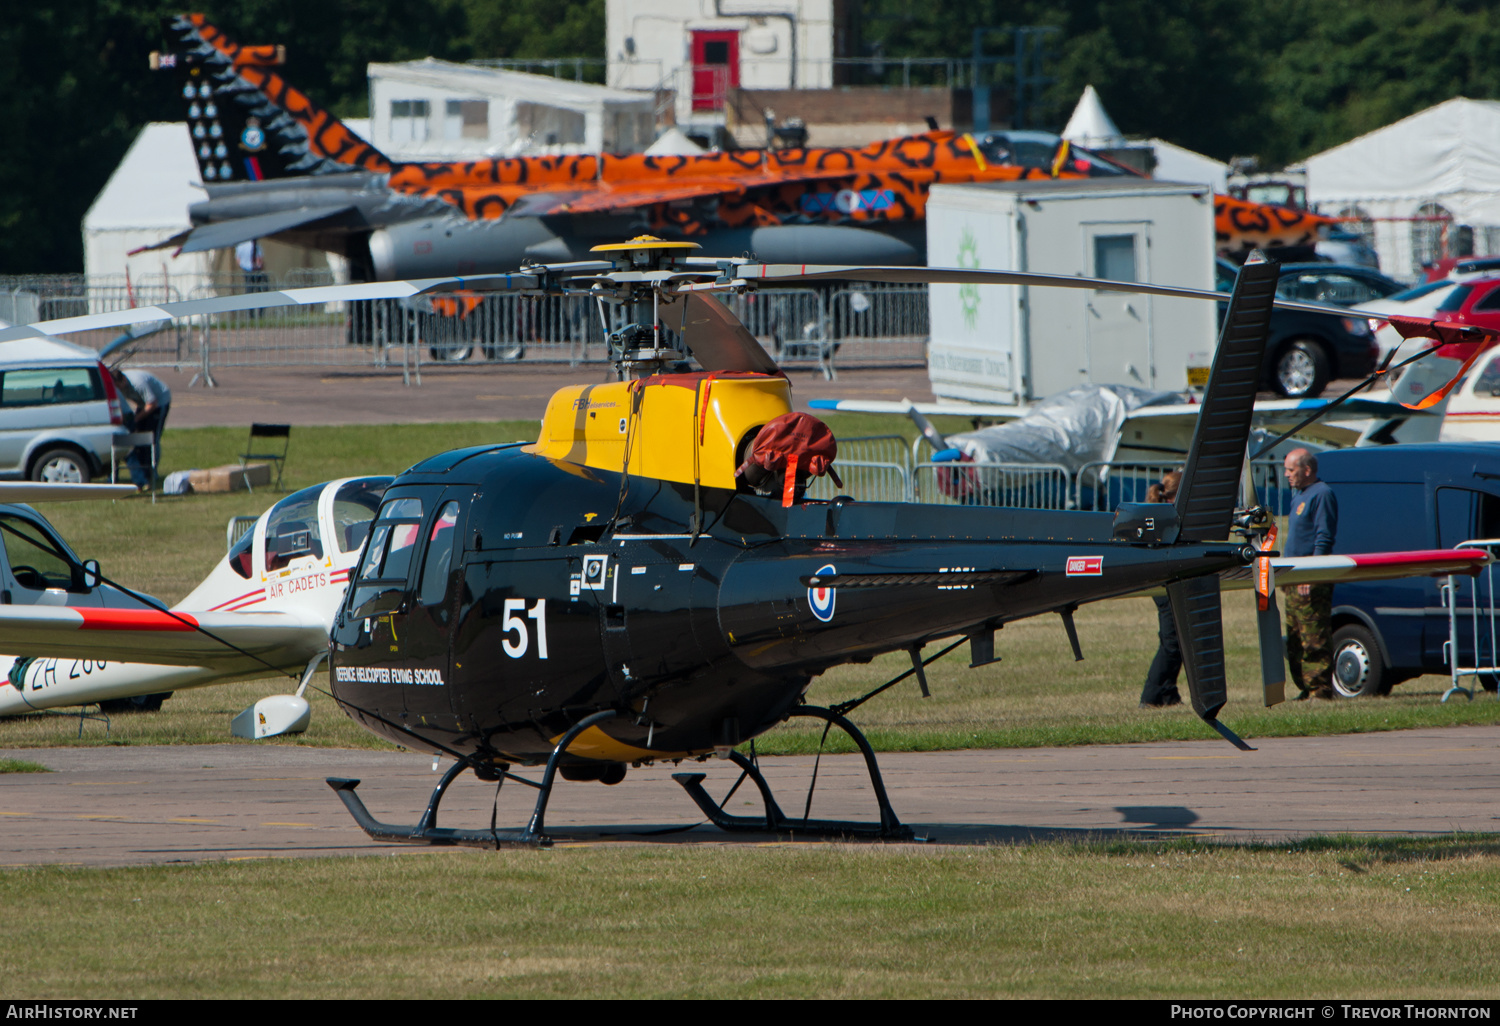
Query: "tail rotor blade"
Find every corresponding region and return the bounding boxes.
[1254,522,1286,707]
[1258,590,1287,707]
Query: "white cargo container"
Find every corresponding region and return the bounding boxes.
[926,179,1217,405]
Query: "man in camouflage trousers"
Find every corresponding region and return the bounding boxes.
[1281,448,1338,699]
[1283,582,1334,699]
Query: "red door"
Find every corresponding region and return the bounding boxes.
[691,30,739,112]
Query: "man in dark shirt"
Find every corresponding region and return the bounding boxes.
[1140,470,1184,708]
[1282,447,1338,699]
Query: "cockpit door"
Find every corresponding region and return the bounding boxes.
[338,486,470,738]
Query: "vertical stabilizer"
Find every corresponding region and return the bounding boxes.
[153,14,392,184]
[1174,256,1279,541]
[1166,255,1277,750]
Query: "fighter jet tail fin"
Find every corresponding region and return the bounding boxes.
[153,14,392,185]
[1174,254,1280,542]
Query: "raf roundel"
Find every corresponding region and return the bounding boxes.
[809,564,837,622]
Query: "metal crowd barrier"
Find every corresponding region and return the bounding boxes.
[825,442,1291,514]
[805,435,910,503]
[1442,538,1500,702]
[913,461,1072,507]
[1077,459,1290,514]
[725,289,834,378]
[0,273,929,383]
[826,286,929,368]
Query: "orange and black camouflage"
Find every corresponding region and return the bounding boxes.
[168,13,1331,255]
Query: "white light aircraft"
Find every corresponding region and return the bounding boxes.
[0,476,390,736]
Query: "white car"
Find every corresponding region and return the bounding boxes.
[0,337,134,483]
[1438,346,1500,442]
[1361,279,1463,363]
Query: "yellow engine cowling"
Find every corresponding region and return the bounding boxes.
[526,372,793,489]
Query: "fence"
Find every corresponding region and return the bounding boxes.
[821,437,1292,514]
[805,435,909,503]
[0,273,928,384]
[1442,539,1500,701]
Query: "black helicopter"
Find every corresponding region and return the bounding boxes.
[0,240,1489,847]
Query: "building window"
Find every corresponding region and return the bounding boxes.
[1093,234,1137,283]
[516,102,586,148]
[445,99,489,141]
[390,99,430,144]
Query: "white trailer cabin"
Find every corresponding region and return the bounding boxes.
[926,179,1217,406]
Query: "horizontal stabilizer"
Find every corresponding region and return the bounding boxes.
[1218,548,1490,590]
[175,204,356,254]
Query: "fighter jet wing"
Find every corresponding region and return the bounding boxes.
[507,167,888,218]
[0,606,328,671]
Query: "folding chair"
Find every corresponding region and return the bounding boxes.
[241,423,290,491]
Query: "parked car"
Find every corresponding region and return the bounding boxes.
[0,338,132,483]
[1274,263,1404,306]
[1321,443,1500,697]
[1314,228,1380,269]
[1215,259,1381,397]
[1360,280,1463,362]
[1432,345,1500,442]
[1420,255,1500,282]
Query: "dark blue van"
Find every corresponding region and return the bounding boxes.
[1320,443,1500,697]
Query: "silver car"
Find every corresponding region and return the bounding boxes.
[0,339,133,483]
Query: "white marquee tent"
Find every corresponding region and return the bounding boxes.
[1306,97,1500,277]
[82,123,213,289]
[82,120,373,289]
[1061,86,1228,191]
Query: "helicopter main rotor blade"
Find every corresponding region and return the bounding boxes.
[681,263,1396,322]
[0,278,467,343]
[678,292,779,374]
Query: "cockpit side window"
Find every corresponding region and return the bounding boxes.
[227,525,254,579]
[350,497,425,616]
[0,514,81,592]
[418,502,460,607]
[264,485,326,573]
[332,477,392,554]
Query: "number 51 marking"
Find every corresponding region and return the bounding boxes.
[502,598,549,659]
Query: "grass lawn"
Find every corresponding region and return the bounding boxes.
[3,836,1498,998]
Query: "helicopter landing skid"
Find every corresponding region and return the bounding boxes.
[672,705,917,841]
[326,709,623,849]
